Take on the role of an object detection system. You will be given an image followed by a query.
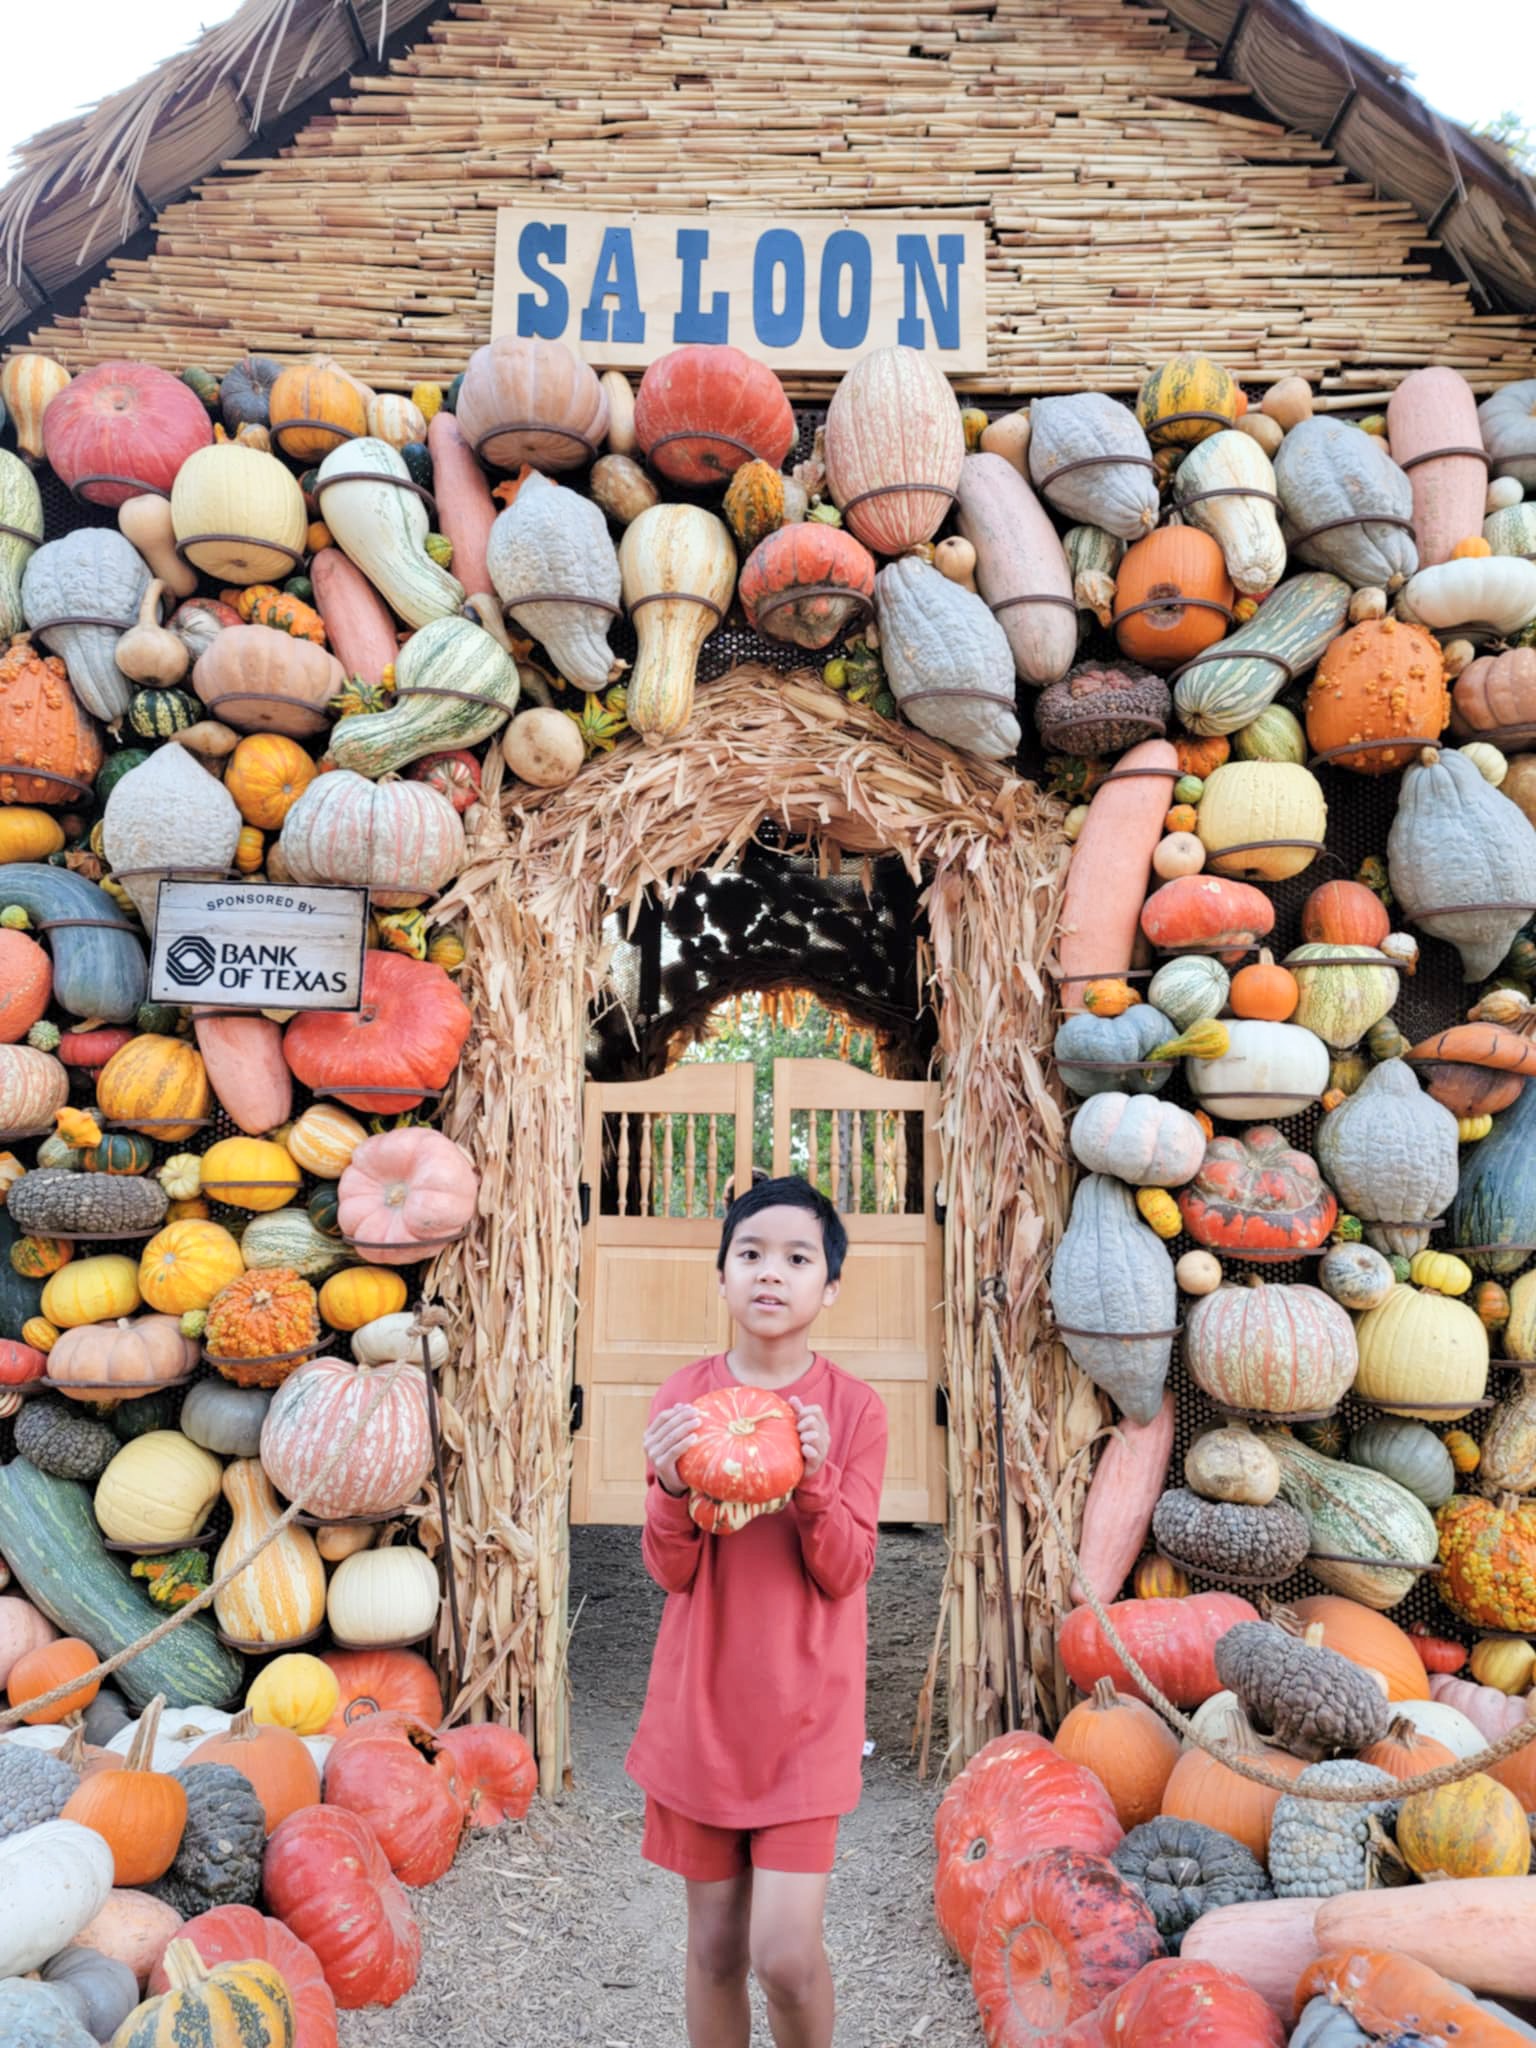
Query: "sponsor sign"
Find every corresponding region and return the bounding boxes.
[150,881,368,1011]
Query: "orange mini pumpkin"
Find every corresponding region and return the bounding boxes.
[1229,950,1299,1022]
[1300,879,1391,949]
[1113,528,1234,671]
[1082,979,1138,1018]
[1174,733,1229,779]
[1305,616,1449,775]
[268,358,367,461]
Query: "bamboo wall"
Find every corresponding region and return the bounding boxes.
[26,0,1536,397]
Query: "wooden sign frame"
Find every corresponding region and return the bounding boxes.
[150,880,369,1012]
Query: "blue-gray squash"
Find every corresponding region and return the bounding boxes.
[0,865,146,1021]
[1449,1070,1536,1272]
[1049,1172,1175,1423]
[1314,1059,1459,1258]
[1347,1417,1456,1508]
[1388,746,1536,982]
[1275,416,1418,590]
[1054,1004,1175,1099]
[21,529,150,726]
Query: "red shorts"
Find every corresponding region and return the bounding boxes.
[642,1797,839,1880]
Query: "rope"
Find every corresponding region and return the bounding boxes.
[0,1309,451,1729]
[979,1287,1536,1803]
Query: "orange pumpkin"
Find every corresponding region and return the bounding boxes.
[1174,734,1230,779]
[185,1706,321,1833]
[0,636,104,807]
[1159,1705,1306,1861]
[223,733,317,829]
[1229,950,1299,1021]
[1289,1594,1430,1703]
[1305,617,1449,774]
[1053,1678,1180,1829]
[6,1634,101,1723]
[1114,528,1235,671]
[1358,1714,1458,1782]
[268,358,368,460]
[61,1695,187,1885]
[1300,879,1391,949]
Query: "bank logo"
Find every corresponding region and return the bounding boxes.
[165,934,216,987]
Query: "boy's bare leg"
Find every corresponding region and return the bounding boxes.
[749,1870,835,2048]
[685,1874,753,2047]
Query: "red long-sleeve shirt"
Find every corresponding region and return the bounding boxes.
[625,1352,889,1829]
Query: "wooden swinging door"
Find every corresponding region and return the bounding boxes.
[570,1057,944,1525]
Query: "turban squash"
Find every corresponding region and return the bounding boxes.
[1177,1126,1336,1254]
[738,525,876,650]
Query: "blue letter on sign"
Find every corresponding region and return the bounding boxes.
[674,229,729,343]
[517,222,568,338]
[579,228,646,345]
[752,229,805,349]
[818,230,871,351]
[896,233,965,350]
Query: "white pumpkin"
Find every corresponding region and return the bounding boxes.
[1387,1697,1487,1759]
[1068,1092,1207,1187]
[326,1544,439,1645]
[0,1044,69,1139]
[0,1820,115,1976]
[1185,1019,1330,1120]
[101,742,243,930]
[278,769,465,908]
[352,1311,451,1369]
[1401,556,1536,639]
[105,1704,232,1771]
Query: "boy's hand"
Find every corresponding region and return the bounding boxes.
[790,1397,830,1478]
[645,1404,701,1496]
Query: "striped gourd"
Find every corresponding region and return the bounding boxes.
[1173,572,1351,735]
[316,434,464,626]
[240,1207,349,1279]
[213,1458,326,1646]
[0,451,42,640]
[1483,503,1536,559]
[1257,1429,1438,1611]
[1173,430,1286,595]
[325,614,520,776]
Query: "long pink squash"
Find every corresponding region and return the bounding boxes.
[193,1011,292,1135]
[955,451,1076,685]
[428,411,496,603]
[310,549,399,687]
[1387,367,1487,569]
[1314,1880,1536,2000]
[1069,1390,1174,1606]
[1179,1900,1321,2022]
[1056,737,1179,1012]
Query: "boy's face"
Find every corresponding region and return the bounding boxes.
[719,1203,840,1338]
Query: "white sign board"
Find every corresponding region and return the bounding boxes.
[491,210,988,374]
[150,881,368,1012]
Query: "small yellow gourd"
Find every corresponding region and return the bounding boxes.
[1147,1019,1230,1063]
[1443,1429,1481,1474]
[1409,1250,1473,1297]
[1458,1113,1494,1143]
[1136,1188,1182,1239]
[318,1265,408,1331]
[1467,1633,1536,1695]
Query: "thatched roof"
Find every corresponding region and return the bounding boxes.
[1,0,1534,357]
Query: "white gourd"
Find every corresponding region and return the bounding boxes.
[1388,746,1536,980]
[316,436,465,626]
[279,770,465,908]
[352,1311,452,1368]
[873,557,1020,761]
[1173,431,1287,595]
[1275,417,1418,590]
[0,450,43,640]
[102,742,242,929]
[1478,379,1536,488]
[486,471,623,689]
[0,1820,114,1976]
[1029,394,1159,540]
[1068,1092,1207,1187]
[1400,556,1536,639]
[327,1544,440,1644]
[1186,1020,1330,1119]
[22,529,150,724]
[105,1703,234,1769]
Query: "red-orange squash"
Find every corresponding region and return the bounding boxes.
[1113,527,1234,670]
[1305,617,1448,774]
[970,1848,1163,2048]
[434,1723,536,1828]
[738,525,876,650]
[0,637,104,807]
[1057,1592,1258,1707]
[1299,880,1391,949]
[1139,874,1275,956]
[320,1646,444,1735]
[0,930,51,1043]
[322,1711,465,1886]
[1067,1957,1283,2048]
[1177,1127,1337,1253]
[263,1803,421,2008]
[634,344,795,485]
[42,361,213,508]
[283,952,471,1114]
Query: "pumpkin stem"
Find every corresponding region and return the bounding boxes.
[226,1707,258,1741]
[161,1938,213,1992]
[124,1694,165,1773]
[1089,1677,1120,1711]
[57,1721,88,1770]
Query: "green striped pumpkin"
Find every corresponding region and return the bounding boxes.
[128,688,199,739]
[240,1206,348,1279]
[1257,1431,1437,1610]
[83,1132,156,1175]
[1173,572,1351,735]
[325,614,520,776]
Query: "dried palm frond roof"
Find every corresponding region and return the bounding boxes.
[1,0,1534,349]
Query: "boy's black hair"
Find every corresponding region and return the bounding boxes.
[717,1174,848,1281]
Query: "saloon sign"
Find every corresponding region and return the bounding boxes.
[150,881,368,1012]
[490,210,987,374]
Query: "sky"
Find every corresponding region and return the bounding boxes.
[0,0,1532,174]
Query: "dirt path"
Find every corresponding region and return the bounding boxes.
[338,1525,976,2047]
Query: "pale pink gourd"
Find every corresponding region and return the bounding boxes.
[192,1012,292,1136]
[69,1889,183,1987]
[824,347,964,556]
[955,453,1076,685]
[1179,1899,1321,2024]
[1069,1391,1175,1606]
[336,1128,479,1262]
[0,1595,59,1686]
[259,1352,432,1520]
[310,548,400,688]
[278,771,465,908]
[427,413,496,602]
[1428,1670,1535,1743]
[1056,739,1179,1012]
[1387,368,1488,569]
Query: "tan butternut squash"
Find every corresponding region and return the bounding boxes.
[426,411,496,602]
[1313,1879,1536,2000]
[192,1012,292,1137]
[117,496,197,600]
[954,452,1075,685]
[1387,367,1489,571]
[1057,739,1180,1011]
[619,505,735,743]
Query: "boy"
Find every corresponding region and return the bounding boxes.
[626,1174,889,2048]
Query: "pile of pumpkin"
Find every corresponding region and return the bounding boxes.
[0,1641,535,2043]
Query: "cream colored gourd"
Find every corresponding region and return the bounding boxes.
[1174,431,1286,595]
[1185,1425,1281,1506]
[1029,393,1159,540]
[1068,1092,1207,1187]
[351,1311,451,1369]
[279,770,464,908]
[115,582,189,686]
[0,450,43,639]
[327,1544,440,1646]
[1353,1285,1490,1419]
[873,557,1020,761]
[619,504,736,743]
[170,442,308,586]
[1186,1020,1330,1120]
[213,1458,326,1646]
[1285,943,1399,1051]
[1063,526,1123,627]
[102,743,243,930]
[93,1430,223,1546]
[0,1819,113,1977]
[117,495,197,600]
[485,471,622,689]
[1196,761,1327,882]
[954,452,1075,684]
[23,528,150,724]
[316,436,465,626]
[501,706,584,787]
[365,392,427,449]
[1401,556,1536,639]
[1275,416,1418,589]
[325,614,520,776]
[1482,503,1536,559]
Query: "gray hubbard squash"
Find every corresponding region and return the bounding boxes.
[0,1743,77,1839]
[1387,746,1536,982]
[21,529,151,725]
[485,470,623,690]
[179,1376,271,1459]
[0,1457,243,1707]
[1266,1760,1399,1897]
[147,1762,264,1916]
[1274,416,1418,590]
[39,1945,140,2042]
[1049,1172,1175,1423]
[1256,1432,1438,1607]
[0,1978,99,2048]
[325,614,520,775]
[8,1168,167,1239]
[0,865,146,1022]
[954,452,1076,685]
[1478,378,1536,487]
[0,449,43,640]
[102,744,242,931]
[1054,1005,1175,1099]
[872,557,1020,760]
[1172,572,1350,736]
[1150,1488,1310,1585]
[1448,1049,1536,1271]
[1314,1059,1459,1257]
[1347,1418,1457,1507]
[1028,393,1160,540]
[1213,1619,1390,1761]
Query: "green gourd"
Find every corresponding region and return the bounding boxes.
[1173,572,1351,735]
[1347,1418,1456,1508]
[240,1207,348,1279]
[148,1763,265,1916]
[1449,1073,1536,1273]
[1145,957,1228,1031]
[324,614,520,776]
[127,688,198,739]
[0,1206,44,1340]
[0,865,146,1022]
[1232,703,1307,764]
[1256,1432,1438,1609]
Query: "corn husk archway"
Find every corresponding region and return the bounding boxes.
[423,663,1085,1792]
